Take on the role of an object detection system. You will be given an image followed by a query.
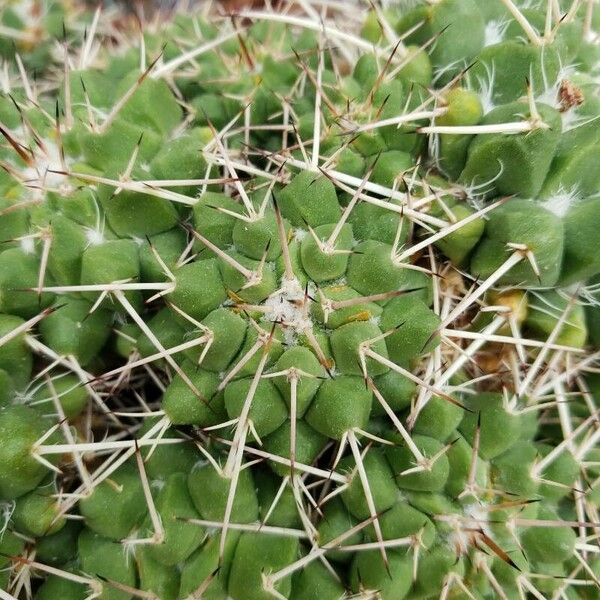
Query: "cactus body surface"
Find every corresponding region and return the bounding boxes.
[0,1,600,598]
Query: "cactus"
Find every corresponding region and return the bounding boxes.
[0,0,599,599]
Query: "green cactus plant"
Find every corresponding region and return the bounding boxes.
[0,1,598,599]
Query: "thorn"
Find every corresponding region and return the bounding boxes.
[475,530,522,572]
[0,123,33,165]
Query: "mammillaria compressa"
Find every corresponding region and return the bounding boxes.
[0,0,600,598]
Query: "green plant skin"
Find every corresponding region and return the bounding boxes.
[460,103,562,199]
[459,392,523,460]
[149,131,209,198]
[406,490,459,521]
[290,559,346,600]
[46,214,87,285]
[413,546,466,597]
[78,529,137,600]
[139,229,187,283]
[80,239,140,300]
[138,418,199,481]
[224,377,288,437]
[380,295,441,364]
[316,498,362,564]
[387,434,450,492]
[366,500,436,548]
[445,434,487,498]
[353,54,378,91]
[12,487,65,537]
[100,182,178,239]
[271,346,324,415]
[193,192,244,250]
[347,198,410,246]
[170,259,227,321]
[330,320,389,376]
[525,290,587,348]
[219,253,278,304]
[521,506,576,564]
[0,248,54,318]
[197,308,248,372]
[339,448,399,520]
[227,532,299,600]
[334,147,365,179]
[371,369,416,415]
[536,443,579,501]
[305,376,373,440]
[369,150,414,189]
[350,549,413,600]
[78,118,162,172]
[0,530,25,590]
[347,240,432,298]
[188,461,259,523]
[470,199,564,288]
[79,462,147,541]
[541,91,600,200]
[437,88,484,179]
[277,171,342,228]
[255,468,302,529]
[470,41,560,106]
[263,420,327,477]
[146,473,206,566]
[0,195,30,243]
[39,298,112,367]
[311,285,383,329]
[178,532,240,599]
[412,395,464,442]
[35,520,81,566]
[35,576,87,600]
[490,441,540,498]
[560,197,600,285]
[162,362,222,426]
[586,280,600,349]
[0,406,59,500]
[0,314,33,389]
[233,210,286,261]
[136,547,180,600]
[32,373,89,420]
[233,326,285,378]
[397,0,485,78]
[432,199,486,265]
[300,223,353,283]
[395,45,433,87]
[373,80,423,154]
[0,368,15,407]
[113,72,183,135]
[136,307,185,360]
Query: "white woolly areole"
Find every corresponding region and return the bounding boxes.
[0,501,15,538]
[85,228,105,246]
[20,237,36,254]
[19,137,67,199]
[263,278,315,345]
[471,61,497,115]
[535,62,576,111]
[448,503,491,556]
[543,188,580,218]
[484,20,509,47]
[293,228,308,242]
